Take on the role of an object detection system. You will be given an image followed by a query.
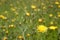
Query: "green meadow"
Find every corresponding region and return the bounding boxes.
[0,0,59,40]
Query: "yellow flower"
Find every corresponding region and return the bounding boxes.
[18,35,23,39]
[49,14,53,17]
[37,25,48,33]
[0,15,7,19]
[26,34,30,37]
[31,5,36,9]
[38,18,43,22]
[9,24,15,28]
[49,26,58,30]
[3,37,7,40]
[55,1,59,5]
[57,14,60,17]
[26,12,30,16]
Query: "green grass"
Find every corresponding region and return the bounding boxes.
[0,0,59,40]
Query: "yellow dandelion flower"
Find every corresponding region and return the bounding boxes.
[38,18,43,22]
[31,5,36,9]
[18,36,23,39]
[3,17,7,19]
[49,26,58,30]
[3,37,7,40]
[37,25,48,33]
[0,15,7,19]
[9,24,15,28]
[26,12,30,16]
[55,1,59,4]
[26,34,30,37]
[49,14,53,17]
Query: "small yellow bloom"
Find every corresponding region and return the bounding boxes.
[55,1,59,4]
[18,36,23,39]
[49,14,53,17]
[38,18,43,22]
[49,26,58,30]
[26,12,30,16]
[26,34,30,37]
[0,15,7,19]
[3,37,7,40]
[31,5,36,9]
[37,25,48,33]
[9,24,15,28]
[58,14,60,17]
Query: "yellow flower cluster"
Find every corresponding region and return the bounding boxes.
[9,24,15,28]
[31,5,36,9]
[37,25,58,33]
[55,1,59,5]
